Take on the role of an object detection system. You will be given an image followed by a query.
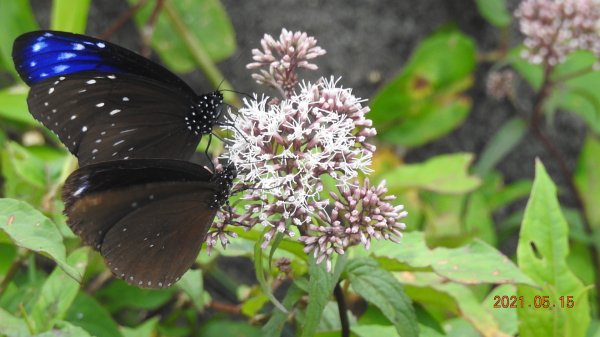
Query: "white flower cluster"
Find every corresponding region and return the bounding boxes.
[225,78,374,229]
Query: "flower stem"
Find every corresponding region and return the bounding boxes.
[530,65,600,315]
[163,1,240,107]
[334,281,350,337]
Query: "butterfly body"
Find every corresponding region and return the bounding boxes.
[12,30,236,288]
[13,30,223,165]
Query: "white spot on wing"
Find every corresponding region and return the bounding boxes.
[32,42,47,52]
[109,109,121,115]
[48,87,54,94]
[58,52,76,60]
[82,126,88,132]
[122,97,129,101]
[96,42,106,48]
[86,79,96,84]
[72,43,85,50]
[96,102,105,107]
[73,186,86,196]
[113,140,125,146]
[53,65,69,73]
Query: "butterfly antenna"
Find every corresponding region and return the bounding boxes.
[220,88,253,101]
[210,131,234,147]
[204,134,216,172]
[215,108,249,143]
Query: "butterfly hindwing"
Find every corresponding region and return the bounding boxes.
[62,159,225,288]
[101,190,217,288]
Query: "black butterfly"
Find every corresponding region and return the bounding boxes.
[62,159,236,288]
[12,30,223,165]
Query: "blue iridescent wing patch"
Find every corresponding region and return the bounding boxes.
[12,30,191,92]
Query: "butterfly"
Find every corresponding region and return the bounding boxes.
[12,30,224,165]
[62,158,236,288]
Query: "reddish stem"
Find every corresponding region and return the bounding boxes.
[530,64,600,315]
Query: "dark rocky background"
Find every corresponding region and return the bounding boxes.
[28,0,584,253]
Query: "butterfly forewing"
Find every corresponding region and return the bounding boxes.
[13,31,224,164]
[28,71,203,165]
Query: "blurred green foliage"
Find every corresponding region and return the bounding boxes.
[0,0,599,337]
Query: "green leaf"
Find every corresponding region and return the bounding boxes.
[0,199,81,282]
[0,0,38,78]
[0,307,30,337]
[1,142,69,207]
[120,318,159,337]
[51,0,91,34]
[398,272,509,337]
[487,179,533,211]
[443,318,480,337]
[464,192,496,245]
[0,243,18,276]
[516,159,591,337]
[198,319,261,337]
[301,257,334,337]
[0,85,36,125]
[483,285,518,336]
[254,230,288,313]
[127,0,236,73]
[574,135,600,229]
[352,325,401,337]
[262,283,304,337]
[371,232,536,286]
[346,258,418,337]
[473,117,527,176]
[381,153,481,194]
[232,226,305,258]
[177,269,205,311]
[34,321,92,337]
[474,0,511,27]
[95,280,175,312]
[241,292,269,317]
[65,293,123,337]
[509,46,544,90]
[556,54,600,133]
[371,29,475,147]
[30,248,88,332]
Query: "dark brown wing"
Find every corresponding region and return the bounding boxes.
[101,190,217,288]
[62,159,219,288]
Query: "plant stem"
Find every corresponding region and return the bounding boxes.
[530,65,600,314]
[163,1,241,107]
[334,281,350,337]
[0,250,28,297]
[208,300,242,314]
[100,0,149,39]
